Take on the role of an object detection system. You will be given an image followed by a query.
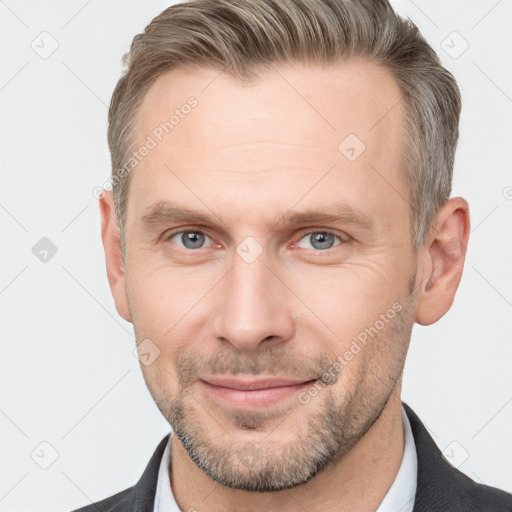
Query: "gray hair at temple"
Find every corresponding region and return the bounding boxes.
[107,0,461,254]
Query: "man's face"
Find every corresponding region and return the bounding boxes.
[122,61,419,490]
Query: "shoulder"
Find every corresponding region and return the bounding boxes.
[463,480,512,511]
[416,462,512,511]
[403,402,512,511]
[70,486,135,512]
[429,447,512,511]
[68,434,170,512]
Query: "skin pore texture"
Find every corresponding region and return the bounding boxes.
[100,61,470,511]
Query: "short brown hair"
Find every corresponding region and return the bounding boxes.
[108,0,461,252]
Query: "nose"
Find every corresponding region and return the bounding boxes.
[210,250,295,351]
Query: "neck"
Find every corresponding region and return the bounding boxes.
[170,390,405,512]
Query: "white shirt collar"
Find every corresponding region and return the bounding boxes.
[154,406,417,512]
[376,406,418,512]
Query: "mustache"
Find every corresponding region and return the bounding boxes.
[175,347,338,388]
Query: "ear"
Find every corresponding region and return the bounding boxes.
[415,197,470,326]
[99,191,131,323]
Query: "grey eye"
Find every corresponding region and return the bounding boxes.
[297,232,340,251]
[172,231,209,249]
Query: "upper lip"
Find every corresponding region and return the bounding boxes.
[201,376,315,390]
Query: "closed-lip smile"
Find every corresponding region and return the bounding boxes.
[198,375,317,409]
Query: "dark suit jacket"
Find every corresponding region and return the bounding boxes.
[72,403,512,511]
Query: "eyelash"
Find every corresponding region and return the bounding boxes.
[164,228,348,252]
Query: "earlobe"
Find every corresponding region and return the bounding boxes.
[99,191,132,323]
[415,197,470,326]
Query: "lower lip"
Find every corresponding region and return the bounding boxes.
[200,380,316,409]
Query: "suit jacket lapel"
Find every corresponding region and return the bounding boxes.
[132,405,509,512]
[404,402,467,512]
[133,434,170,512]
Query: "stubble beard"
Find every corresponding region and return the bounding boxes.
[140,294,416,493]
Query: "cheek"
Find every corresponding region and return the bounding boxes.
[290,260,404,340]
[127,261,207,327]
[126,262,221,373]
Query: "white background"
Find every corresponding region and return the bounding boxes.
[1,1,511,511]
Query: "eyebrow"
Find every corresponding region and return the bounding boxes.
[141,201,374,232]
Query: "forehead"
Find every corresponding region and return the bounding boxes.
[128,60,408,230]
[134,60,405,163]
